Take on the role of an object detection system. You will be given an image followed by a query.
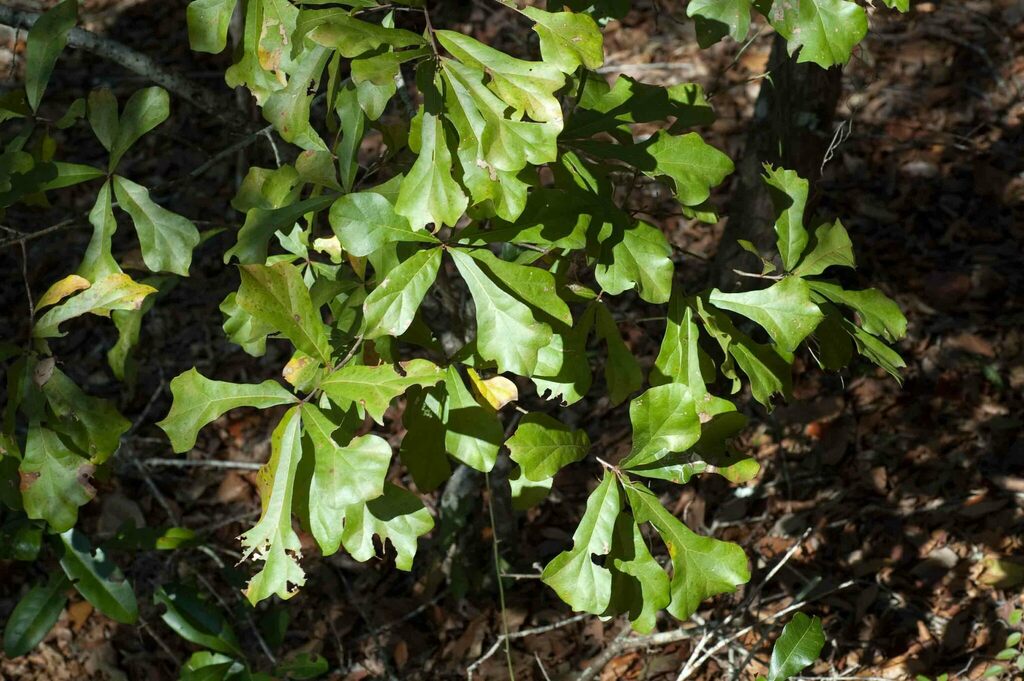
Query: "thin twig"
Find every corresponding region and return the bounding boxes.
[142,457,263,471]
[19,240,33,330]
[138,615,182,665]
[467,613,590,680]
[350,592,446,642]
[484,471,515,680]
[534,653,553,681]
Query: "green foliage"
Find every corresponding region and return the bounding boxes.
[3,572,69,657]
[0,0,911,665]
[975,608,1024,679]
[688,0,873,67]
[58,528,138,624]
[760,612,826,681]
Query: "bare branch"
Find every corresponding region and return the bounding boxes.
[0,5,246,127]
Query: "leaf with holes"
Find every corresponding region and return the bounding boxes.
[305,403,391,554]
[240,406,306,605]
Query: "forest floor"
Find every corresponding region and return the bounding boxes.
[1,0,1023,680]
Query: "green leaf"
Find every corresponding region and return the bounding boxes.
[767,613,826,681]
[87,88,119,152]
[436,30,566,123]
[78,181,119,280]
[24,0,77,111]
[623,384,701,468]
[627,400,756,486]
[227,193,336,265]
[112,175,200,276]
[331,84,364,190]
[441,58,560,173]
[585,131,729,205]
[33,273,157,339]
[763,165,809,271]
[19,427,95,532]
[400,386,452,492]
[531,317,594,407]
[443,366,502,472]
[59,528,138,624]
[351,48,429,118]
[442,66,533,222]
[593,303,642,406]
[110,87,170,170]
[241,407,306,604]
[296,149,339,189]
[793,220,855,277]
[41,367,130,464]
[363,247,441,339]
[296,9,425,57]
[450,248,553,375]
[154,584,243,657]
[38,162,105,191]
[187,0,238,53]
[649,132,734,205]
[522,6,604,73]
[710,277,823,352]
[236,261,332,365]
[624,484,749,619]
[180,651,244,681]
[509,466,553,510]
[567,77,715,138]
[808,281,906,342]
[507,413,590,481]
[395,110,468,230]
[768,0,868,68]
[687,0,752,46]
[541,472,620,614]
[221,292,273,357]
[157,368,296,453]
[698,298,794,405]
[263,44,331,151]
[305,403,391,554]
[341,482,434,570]
[320,359,445,424]
[844,320,906,381]
[3,573,70,657]
[605,514,670,633]
[595,220,674,304]
[465,248,572,327]
[812,302,854,370]
[225,0,300,105]
[329,191,438,257]
[652,293,710,395]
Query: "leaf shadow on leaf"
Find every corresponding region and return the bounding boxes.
[365,488,422,522]
[567,78,715,139]
[445,404,504,448]
[466,253,571,332]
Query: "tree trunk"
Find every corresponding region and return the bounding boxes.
[714,35,844,288]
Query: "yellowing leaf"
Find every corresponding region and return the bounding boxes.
[467,369,518,411]
[33,274,156,338]
[37,274,90,310]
